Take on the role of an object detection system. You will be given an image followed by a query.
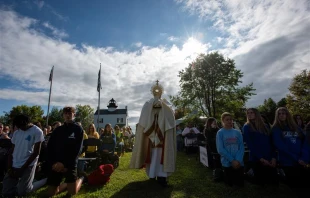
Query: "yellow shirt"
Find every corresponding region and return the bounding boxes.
[87,132,99,152]
[79,132,88,157]
[115,131,124,143]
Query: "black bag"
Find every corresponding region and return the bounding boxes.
[101,153,119,169]
[109,154,119,169]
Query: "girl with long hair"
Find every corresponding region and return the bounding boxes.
[100,124,116,153]
[216,112,244,187]
[85,123,100,156]
[272,107,309,194]
[293,115,305,130]
[243,108,278,186]
[204,118,219,153]
[204,118,219,168]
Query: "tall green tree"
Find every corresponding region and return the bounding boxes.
[286,69,310,121]
[171,52,255,120]
[0,115,9,125]
[48,107,64,126]
[75,104,94,130]
[277,98,287,108]
[3,105,45,125]
[257,98,277,124]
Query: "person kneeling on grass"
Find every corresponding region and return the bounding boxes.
[46,106,84,197]
[216,112,245,187]
[2,115,44,197]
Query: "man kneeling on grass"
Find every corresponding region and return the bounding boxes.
[46,106,84,197]
[2,115,44,197]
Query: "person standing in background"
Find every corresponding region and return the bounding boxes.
[204,118,220,169]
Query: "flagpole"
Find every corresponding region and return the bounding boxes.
[97,63,101,131]
[46,66,54,127]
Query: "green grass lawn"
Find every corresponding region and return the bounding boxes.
[29,152,297,198]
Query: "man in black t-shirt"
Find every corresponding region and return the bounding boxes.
[46,106,84,197]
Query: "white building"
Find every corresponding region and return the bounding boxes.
[94,98,128,130]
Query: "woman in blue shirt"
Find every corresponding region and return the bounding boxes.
[100,124,116,153]
[216,112,244,187]
[272,107,309,194]
[243,108,278,186]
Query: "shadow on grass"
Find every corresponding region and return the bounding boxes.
[169,152,297,198]
[109,179,173,198]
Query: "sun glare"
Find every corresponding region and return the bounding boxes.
[182,37,206,58]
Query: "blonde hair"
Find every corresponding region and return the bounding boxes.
[272,107,303,138]
[246,108,269,135]
[87,123,97,135]
[221,112,232,122]
[221,112,232,128]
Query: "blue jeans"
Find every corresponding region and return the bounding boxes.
[2,165,36,197]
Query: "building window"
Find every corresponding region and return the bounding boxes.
[117,118,123,123]
[98,118,103,123]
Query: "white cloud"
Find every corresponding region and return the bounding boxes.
[0,10,210,126]
[168,36,179,41]
[42,22,68,39]
[133,42,142,48]
[216,37,223,43]
[176,0,310,106]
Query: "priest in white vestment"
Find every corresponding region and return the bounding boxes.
[130,81,176,187]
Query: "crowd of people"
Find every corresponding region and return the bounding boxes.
[0,106,135,197]
[177,107,310,197]
[1,105,309,197]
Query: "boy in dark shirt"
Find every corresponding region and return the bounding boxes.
[46,106,84,197]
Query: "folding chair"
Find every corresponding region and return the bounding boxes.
[82,138,102,170]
